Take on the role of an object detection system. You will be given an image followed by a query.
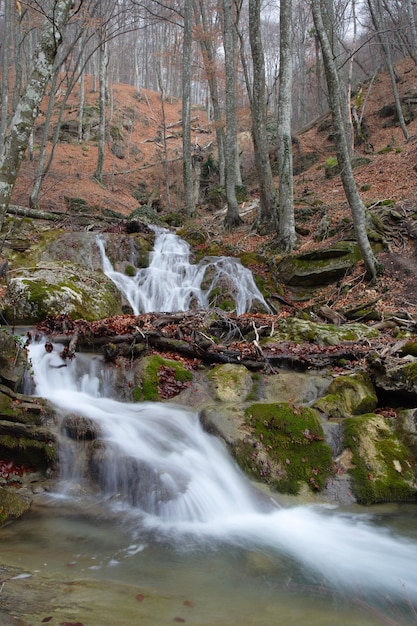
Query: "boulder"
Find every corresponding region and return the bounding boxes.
[278,242,362,287]
[262,317,379,346]
[3,263,123,324]
[343,413,417,504]
[0,486,31,526]
[314,372,378,419]
[0,332,27,391]
[370,357,417,403]
[207,363,253,402]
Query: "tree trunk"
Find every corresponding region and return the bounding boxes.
[182,0,195,217]
[94,33,109,184]
[367,0,409,142]
[0,0,12,154]
[193,0,226,187]
[0,0,74,230]
[222,0,242,230]
[247,0,278,233]
[277,0,296,252]
[311,0,380,281]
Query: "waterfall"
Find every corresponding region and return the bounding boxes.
[28,339,417,603]
[96,228,270,315]
[21,225,417,610]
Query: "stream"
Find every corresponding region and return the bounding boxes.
[1,230,417,625]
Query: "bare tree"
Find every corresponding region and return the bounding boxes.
[182,0,195,216]
[366,0,409,142]
[311,0,380,281]
[0,0,77,228]
[222,0,242,230]
[277,0,296,252]
[246,0,278,233]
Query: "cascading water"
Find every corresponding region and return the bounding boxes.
[96,228,270,315]
[27,339,417,608]
[10,229,417,623]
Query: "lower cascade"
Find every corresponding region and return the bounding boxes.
[28,339,417,606]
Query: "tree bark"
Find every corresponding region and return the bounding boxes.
[311,0,380,281]
[0,0,75,230]
[182,0,195,217]
[277,0,296,252]
[222,0,242,230]
[367,0,410,142]
[247,0,278,233]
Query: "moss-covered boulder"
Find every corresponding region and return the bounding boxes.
[278,242,362,287]
[343,413,417,504]
[0,383,57,469]
[314,372,378,418]
[0,487,31,526]
[262,317,379,346]
[208,364,253,402]
[371,358,417,403]
[133,354,193,401]
[0,331,27,391]
[233,402,334,495]
[3,263,122,324]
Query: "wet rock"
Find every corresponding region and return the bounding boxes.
[0,332,27,391]
[314,371,378,419]
[0,486,31,526]
[343,413,417,504]
[61,413,102,440]
[207,363,253,402]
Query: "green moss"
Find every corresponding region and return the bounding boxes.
[237,402,334,495]
[125,264,135,277]
[0,435,57,467]
[344,414,417,504]
[136,355,193,402]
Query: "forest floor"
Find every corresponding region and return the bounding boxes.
[6,56,417,317]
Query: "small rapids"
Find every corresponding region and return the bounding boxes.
[28,340,417,606]
[96,228,270,315]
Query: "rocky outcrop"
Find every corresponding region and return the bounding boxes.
[0,332,57,525]
[277,241,362,287]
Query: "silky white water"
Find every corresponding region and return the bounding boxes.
[96,229,270,315]
[27,339,417,611]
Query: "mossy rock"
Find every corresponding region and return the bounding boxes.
[343,413,417,504]
[0,487,31,526]
[278,242,363,287]
[314,372,377,419]
[0,425,57,469]
[134,355,193,402]
[208,364,253,402]
[0,331,27,391]
[262,317,379,347]
[233,402,334,495]
[371,359,417,403]
[3,263,123,324]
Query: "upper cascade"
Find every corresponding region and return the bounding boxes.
[96,228,270,315]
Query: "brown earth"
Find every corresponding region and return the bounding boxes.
[7,56,417,316]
